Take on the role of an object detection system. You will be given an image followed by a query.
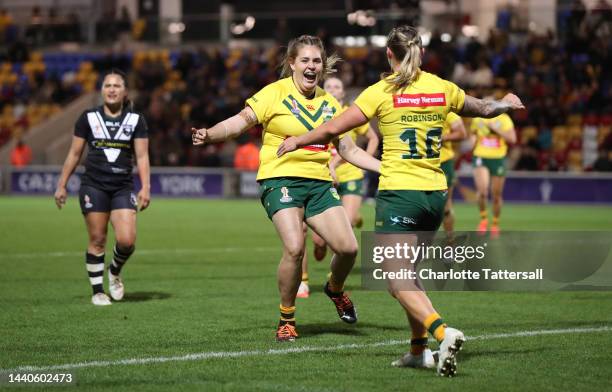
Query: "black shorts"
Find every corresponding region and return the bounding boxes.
[79,185,137,214]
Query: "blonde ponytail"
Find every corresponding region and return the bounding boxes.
[383,26,422,92]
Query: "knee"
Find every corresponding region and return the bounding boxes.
[115,237,136,251]
[115,242,135,254]
[336,239,358,260]
[284,242,305,261]
[89,234,106,254]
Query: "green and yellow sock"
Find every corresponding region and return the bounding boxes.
[479,210,488,221]
[301,272,309,285]
[492,216,500,226]
[424,313,447,343]
[279,305,296,326]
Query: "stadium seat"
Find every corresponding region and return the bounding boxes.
[598,126,611,144]
[567,114,583,126]
[552,125,568,143]
[520,126,537,144]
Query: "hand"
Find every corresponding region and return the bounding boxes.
[501,93,525,110]
[192,127,209,145]
[277,137,298,157]
[137,188,151,211]
[54,187,67,209]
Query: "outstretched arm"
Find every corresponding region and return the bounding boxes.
[277,104,369,156]
[54,136,86,209]
[460,94,524,118]
[192,106,259,145]
[334,134,381,174]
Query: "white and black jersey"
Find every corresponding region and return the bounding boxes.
[74,106,148,191]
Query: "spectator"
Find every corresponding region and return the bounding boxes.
[233,134,259,171]
[10,139,32,167]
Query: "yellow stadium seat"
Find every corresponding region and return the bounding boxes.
[30,51,43,62]
[521,126,537,143]
[598,126,611,144]
[568,125,583,139]
[552,125,568,142]
[567,114,583,126]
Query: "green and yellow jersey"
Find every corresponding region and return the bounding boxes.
[333,106,371,183]
[440,111,462,163]
[353,71,465,191]
[471,113,514,159]
[246,77,341,181]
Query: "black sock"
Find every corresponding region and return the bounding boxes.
[109,244,134,276]
[86,252,105,295]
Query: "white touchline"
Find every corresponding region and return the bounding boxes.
[3,326,610,373]
[2,247,278,260]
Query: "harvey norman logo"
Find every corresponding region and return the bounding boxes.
[393,93,446,107]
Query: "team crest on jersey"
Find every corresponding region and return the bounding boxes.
[84,194,93,209]
[322,105,334,122]
[122,124,134,137]
[279,187,293,203]
[330,187,340,200]
[290,99,301,117]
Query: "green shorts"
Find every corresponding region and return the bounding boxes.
[375,190,447,233]
[337,179,364,196]
[473,156,506,177]
[259,177,342,220]
[440,159,456,188]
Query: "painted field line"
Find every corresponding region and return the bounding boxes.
[3,325,610,373]
[2,247,277,259]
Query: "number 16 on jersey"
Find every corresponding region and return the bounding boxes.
[399,127,442,159]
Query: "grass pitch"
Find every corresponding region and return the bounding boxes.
[1,196,611,391]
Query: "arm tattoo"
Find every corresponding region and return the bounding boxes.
[338,137,351,154]
[239,108,258,126]
[461,96,510,118]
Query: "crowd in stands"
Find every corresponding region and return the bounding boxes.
[134,2,611,172]
[1,1,611,171]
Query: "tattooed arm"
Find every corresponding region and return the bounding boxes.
[192,106,259,145]
[333,134,381,174]
[460,94,525,118]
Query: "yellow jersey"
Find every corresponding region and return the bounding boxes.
[353,71,465,191]
[333,106,371,182]
[472,113,514,159]
[440,112,462,163]
[246,77,341,181]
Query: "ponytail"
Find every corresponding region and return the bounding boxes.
[383,26,422,92]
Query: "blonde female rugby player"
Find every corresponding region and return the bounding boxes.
[192,35,380,342]
[471,112,517,237]
[297,77,380,297]
[278,26,524,376]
